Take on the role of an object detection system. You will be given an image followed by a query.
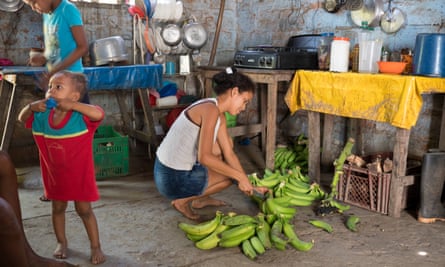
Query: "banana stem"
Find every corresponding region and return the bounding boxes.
[328,138,355,199]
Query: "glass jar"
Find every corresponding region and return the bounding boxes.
[318,32,334,70]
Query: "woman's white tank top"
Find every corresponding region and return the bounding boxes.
[156,98,220,170]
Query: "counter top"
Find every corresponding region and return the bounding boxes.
[0,64,163,90]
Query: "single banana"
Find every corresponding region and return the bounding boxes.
[346,215,360,232]
[255,221,272,249]
[287,177,311,190]
[218,226,256,248]
[186,233,208,242]
[265,198,297,217]
[241,239,257,260]
[195,223,230,250]
[283,188,317,202]
[219,222,256,241]
[330,199,350,212]
[249,236,265,255]
[270,220,287,251]
[178,210,222,236]
[282,221,314,252]
[222,214,257,226]
[284,180,311,194]
[308,219,333,233]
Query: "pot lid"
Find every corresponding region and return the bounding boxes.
[0,0,24,12]
[350,0,384,27]
[380,7,405,33]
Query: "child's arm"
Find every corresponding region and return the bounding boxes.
[18,99,48,122]
[58,99,104,122]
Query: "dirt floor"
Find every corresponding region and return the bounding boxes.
[16,140,445,267]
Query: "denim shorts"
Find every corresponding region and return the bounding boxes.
[154,156,208,200]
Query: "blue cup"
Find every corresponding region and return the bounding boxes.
[165,61,176,75]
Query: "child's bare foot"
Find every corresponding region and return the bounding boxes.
[191,197,227,209]
[53,243,67,259]
[90,247,106,265]
[171,200,200,221]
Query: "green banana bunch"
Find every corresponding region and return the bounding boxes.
[249,236,265,255]
[346,215,360,232]
[218,223,256,248]
[178,210,223,237]
[265,197,297,222]
[255,214,272,249]
[255,171,282,189]
[270,219,287,251]
[308,219,333,233]
[241,239,257,260]
[282,221,314,252]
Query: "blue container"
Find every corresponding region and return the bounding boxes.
[413,33,445,77]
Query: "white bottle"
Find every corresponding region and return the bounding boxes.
[329,37,350,72]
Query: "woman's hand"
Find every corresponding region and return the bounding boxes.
[238,178,254,196]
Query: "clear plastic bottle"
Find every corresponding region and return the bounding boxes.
[329,37,350,72]
[318,32,334,70]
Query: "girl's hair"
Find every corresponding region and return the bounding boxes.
[53,70,88,99]
[212,66,255,95]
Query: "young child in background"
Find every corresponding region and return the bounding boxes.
[18,71,106,265]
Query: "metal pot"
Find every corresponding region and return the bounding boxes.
[350,0,384,27]
[0,0,23,12]
[182,22,207,50]
[161,24,182,46]
[89,36,129,66]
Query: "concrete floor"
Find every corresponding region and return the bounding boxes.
[16,139,445,267]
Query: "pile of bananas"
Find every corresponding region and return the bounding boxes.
[274,134,309,172]
[248,166,326,207]
[178,210,315,260]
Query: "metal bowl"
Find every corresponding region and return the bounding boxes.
[0,0,24,12]
[89,36,129,66]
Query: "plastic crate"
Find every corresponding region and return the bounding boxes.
[337,163,391,215]
[93,125,129,179]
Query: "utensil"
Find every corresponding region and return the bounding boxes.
[182,20,208,50]
[161,24,182,46]
[380,0,405,33]
[350,0,384,27]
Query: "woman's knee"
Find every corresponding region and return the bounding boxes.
[52,201,68,215]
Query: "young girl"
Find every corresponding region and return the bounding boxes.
[154,67,269,221]
[18,71,106,265]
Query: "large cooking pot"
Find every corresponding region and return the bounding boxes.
[413,33,445,78]
[182,22,207,50]
[0,0,24,12]
[89,36,129,66]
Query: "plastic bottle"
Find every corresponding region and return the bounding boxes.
[318,32,334,70]
[329,37,350,72]
[358,21,382,73]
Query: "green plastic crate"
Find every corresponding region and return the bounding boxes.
[93,125,129,179]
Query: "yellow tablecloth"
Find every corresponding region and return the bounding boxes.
[285,70,445,129]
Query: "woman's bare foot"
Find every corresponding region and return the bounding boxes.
[191,197,227,209]
[90,247,106,265]
[171,200,200,220]
[53,243,67,259]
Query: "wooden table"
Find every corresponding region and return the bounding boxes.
[285,70,445,217]
[0,65,162,152]
[199,66,295,169]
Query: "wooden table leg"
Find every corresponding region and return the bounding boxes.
[388,128,410,217]
[308,111,321,183]
[439,95,445,151]
[265,82,277,170]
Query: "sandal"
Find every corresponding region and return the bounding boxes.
[39,195,50,202]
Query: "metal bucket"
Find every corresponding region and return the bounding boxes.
[413,33,445,78]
